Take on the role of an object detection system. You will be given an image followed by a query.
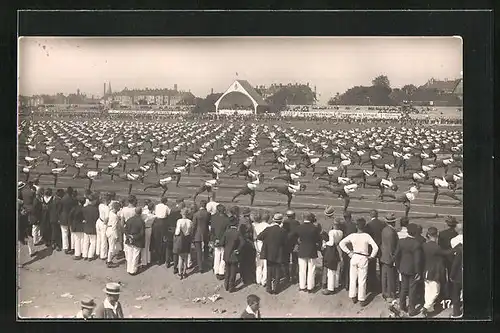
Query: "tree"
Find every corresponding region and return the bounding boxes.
[402,84,417,96]
[371,75,391,89]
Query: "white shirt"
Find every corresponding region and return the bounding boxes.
[175,218,192,236]
[325,229,343,246]
[205,179,217,187]
[121,206,136,224]
[154,203,170,218]
[98,203,110,224]
[398,227,408,239]
[252,222,269,253]
[450,234,463,248]
[344,184,358,193]
[206,201,219,215]
[434,178,449,188]
[339,232,379,258]
[141,210,156,228]
[106,211,120,237]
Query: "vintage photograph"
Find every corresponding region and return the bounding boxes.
[17,36,463,319]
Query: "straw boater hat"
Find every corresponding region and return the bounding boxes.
[324,206,335,218]
[285,210,295,216]
[272,213,284,223]
[80,296,96,309]
[18,181,26,191]
[385,213,397,224]
[103,282,121,295]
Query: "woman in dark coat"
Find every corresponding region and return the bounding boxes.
[321,219,344,295]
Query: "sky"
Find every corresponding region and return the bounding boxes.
[18,37,463,104]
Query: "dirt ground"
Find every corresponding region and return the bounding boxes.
[17,119,461,319]
[17,244,455,319]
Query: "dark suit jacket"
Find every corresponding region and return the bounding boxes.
[41,196,62,225]
[21,188,35,212]
[192,208,210,243]
[293,222,321,259]
[395,236,423,275]
[82,204,99,235]
[239,216,254,247]
[366,218,385,246]
[282,218,300,253]
[68,205,85,233]
[422,240,450,282]
[124,215,146,248]
[163,209,181,241]
[221,226,245,263]
[438,228,458,251]
[59,194,78,226]
[380,225,398,265]
[450,244,463,285]
[258,224,287,263]
[211,213,230,245]
[343,220,357,237]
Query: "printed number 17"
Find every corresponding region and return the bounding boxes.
[440,299,452,309]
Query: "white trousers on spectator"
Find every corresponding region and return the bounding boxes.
[327,262,342,291]
[298,257,316,290]
[213,247,225,275]
[140,228,152,266]
[26,235,36,256]
[70,229,76,250]
[424,280,440,312]
[349,254,369,301]
[95,220,108,259]
[124,243,141,274]
[60,225,70,250]
[82,233,97,259]
[107,235,118,262]
[256,256,267,286]
[32,225,42,244]
[72,232,84,257]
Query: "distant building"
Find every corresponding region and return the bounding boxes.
[104,87,195,107]
[421,78,462,94]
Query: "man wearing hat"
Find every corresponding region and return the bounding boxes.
[366,210,385,293]
[421,226,451,317]
[257,213,288,294]
[282,210,300,284]
[239,207,256,286]
[75,296,96,320]
[293,212,322,293]
[211,204,230,280]
[124,206,146,275]
[93,282,124,319]
[339,218,379,306]
[438,216,458,299]
[82,193,99,261]
[221,215,245,293]
[394,223,423,316]
[380,213,399,302]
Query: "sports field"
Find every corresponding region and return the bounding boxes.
[17,119,462,319]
